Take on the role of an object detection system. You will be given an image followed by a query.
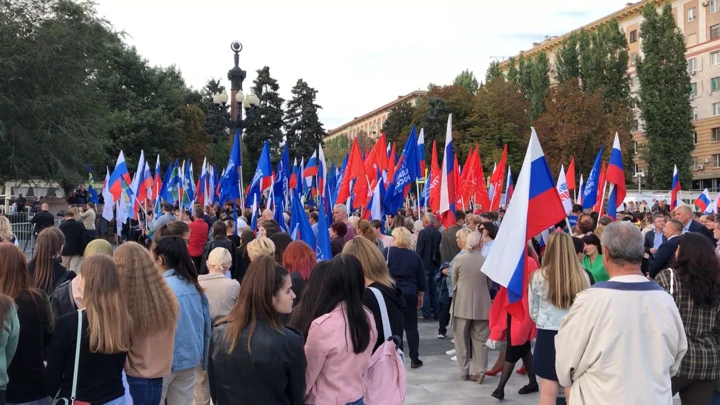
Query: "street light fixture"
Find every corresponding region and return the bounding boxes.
[634,169,645,193]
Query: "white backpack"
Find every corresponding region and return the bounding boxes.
[363,287,406,405]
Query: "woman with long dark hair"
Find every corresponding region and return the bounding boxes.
[656,233,720,404]
[291,254,376,405]
[152,236,211,405]
[208,255,305,405]
[45,255,132,405]
[28,227,76,295]
[0,243,53,405]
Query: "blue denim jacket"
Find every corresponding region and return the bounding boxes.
[163,269,211,372]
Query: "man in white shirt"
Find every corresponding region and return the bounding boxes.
[556,221,687,405]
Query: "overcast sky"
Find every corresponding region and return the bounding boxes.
[94,0,633,131]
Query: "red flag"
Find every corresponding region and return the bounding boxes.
[454,155,464,209]
[472,146,491,212]
[352,174,368,209]
[364,134,387,180]
[594,161,607,214]
[566,157,576,190]
[429,140,441,213]
[387,144,397,182]
[460,147,478,206]
[336,138,365,203]
[490,145,507,211]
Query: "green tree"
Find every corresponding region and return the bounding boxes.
[284,79,325,161]
[506,57,519,84]
[381,102,415,144]
[200,79,231,144]
[485,61,504,83]
[244,66,284,177]
[529,53,550,121]
[517,54,533,98]
[637,3,694,188]
[556,32,581,84]
[453,69,479,94]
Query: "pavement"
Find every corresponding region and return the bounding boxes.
[404,315,682,405]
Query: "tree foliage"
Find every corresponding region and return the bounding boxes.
[485,62,504,83]
[637,3,694,188]
[284,79,325,162]
[529,53,550,121]
[453,69,479,95]
[381,102,416,145]
[244,66,285,176]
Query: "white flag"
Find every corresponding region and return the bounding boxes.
[556,164,573,214]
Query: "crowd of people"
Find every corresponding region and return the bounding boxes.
[0,195,718,405]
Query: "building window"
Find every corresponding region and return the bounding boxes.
[630,53,638,65]
[712,77,720,92]
[712,0,719,13]
[714,103,720,116]
[712,24,720,40]
[629,30,638,43]
[713,128,720,142]
[714,154,720,168]
[631,75,639,87]
[634,141,638,154]
[634,164,640,176]
[688,7,697,21]
[691,82,697,97]
[688,58,697,72]
[712,51,720,66]
[692,157,698,170]
[632,120,639,131]
[694,107,700,120]
[694,131,699,144]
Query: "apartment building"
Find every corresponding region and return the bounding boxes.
[500,0,720,191]
[325,90,426,141]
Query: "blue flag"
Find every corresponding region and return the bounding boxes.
[87,166,99,204]
[219,132,242,204]
[247,140,273,207]
[161,160,177,204]
[316,197,332,260]
[582,145,604,210]
[383,126,419,214]
[290,190,315,248]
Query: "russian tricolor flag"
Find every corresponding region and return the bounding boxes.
[109,151,132,202]
[439,114,456,229]
[605,133,626,220]
[481,128,567,303]
[670,164,680,210]
[695,188,712,213]
[417,128,426,176]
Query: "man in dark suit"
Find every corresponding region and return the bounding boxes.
[675,205,716,243]
[30,203,55,236]
[643,214,667,272]
[416,213,443,322]
[648,219,682,278]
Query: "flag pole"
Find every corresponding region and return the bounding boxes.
[415,180,421,216]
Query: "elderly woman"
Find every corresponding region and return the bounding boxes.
[441,228,471,344]
[383,227,427,369]
[451,230,492,383]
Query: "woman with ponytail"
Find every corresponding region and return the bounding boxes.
[28,228,75,295]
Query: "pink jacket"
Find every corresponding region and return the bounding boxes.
[304,304,378,405]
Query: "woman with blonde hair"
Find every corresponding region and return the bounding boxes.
[114,242,179,405]
[45,254,132,405]
[195,248,239,405]
[383,227,427,369]
[28,227,76,295]
[342,236,405,353]
[246,237,275,262]
[529,232,589,404]
[0,216,16,245]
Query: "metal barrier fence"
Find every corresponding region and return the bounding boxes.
[10,222,34,255]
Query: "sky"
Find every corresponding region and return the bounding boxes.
[94,0,635,131]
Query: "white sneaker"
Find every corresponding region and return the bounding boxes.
[438,334,446,339]
[450,355,457,361]
[451,338,455,344]
[446,349,456,356]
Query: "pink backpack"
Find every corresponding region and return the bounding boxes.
[363,287,406,405]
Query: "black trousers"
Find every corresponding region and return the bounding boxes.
[438,297,452,336]
[402,294,420,361]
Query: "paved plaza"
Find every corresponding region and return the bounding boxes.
[405,316,682,404]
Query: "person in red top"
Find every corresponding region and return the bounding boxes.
[188,205,209,271]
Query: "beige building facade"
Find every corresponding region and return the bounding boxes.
[500,0,720,191]
[325,90,426,141]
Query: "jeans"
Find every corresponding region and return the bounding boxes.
[421,271,440,319]
[102,397,125,405]
[127,375,163,405]
[712,389,720,405]
[346,398,364,405]
[402,294,420,362]
[438,297,452,336]
[8,397,52,405]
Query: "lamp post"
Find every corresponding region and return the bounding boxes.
[634,170,645,193]
[211,40,261,208]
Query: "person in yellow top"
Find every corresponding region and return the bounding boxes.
[581,233,609,282]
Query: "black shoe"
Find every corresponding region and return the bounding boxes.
[411,359,423,369]
[491,388,504,400]
[518,384,539,395]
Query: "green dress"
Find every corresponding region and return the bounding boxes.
[582,254,609,282]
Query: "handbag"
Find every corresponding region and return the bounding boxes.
[53,310,85,405]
